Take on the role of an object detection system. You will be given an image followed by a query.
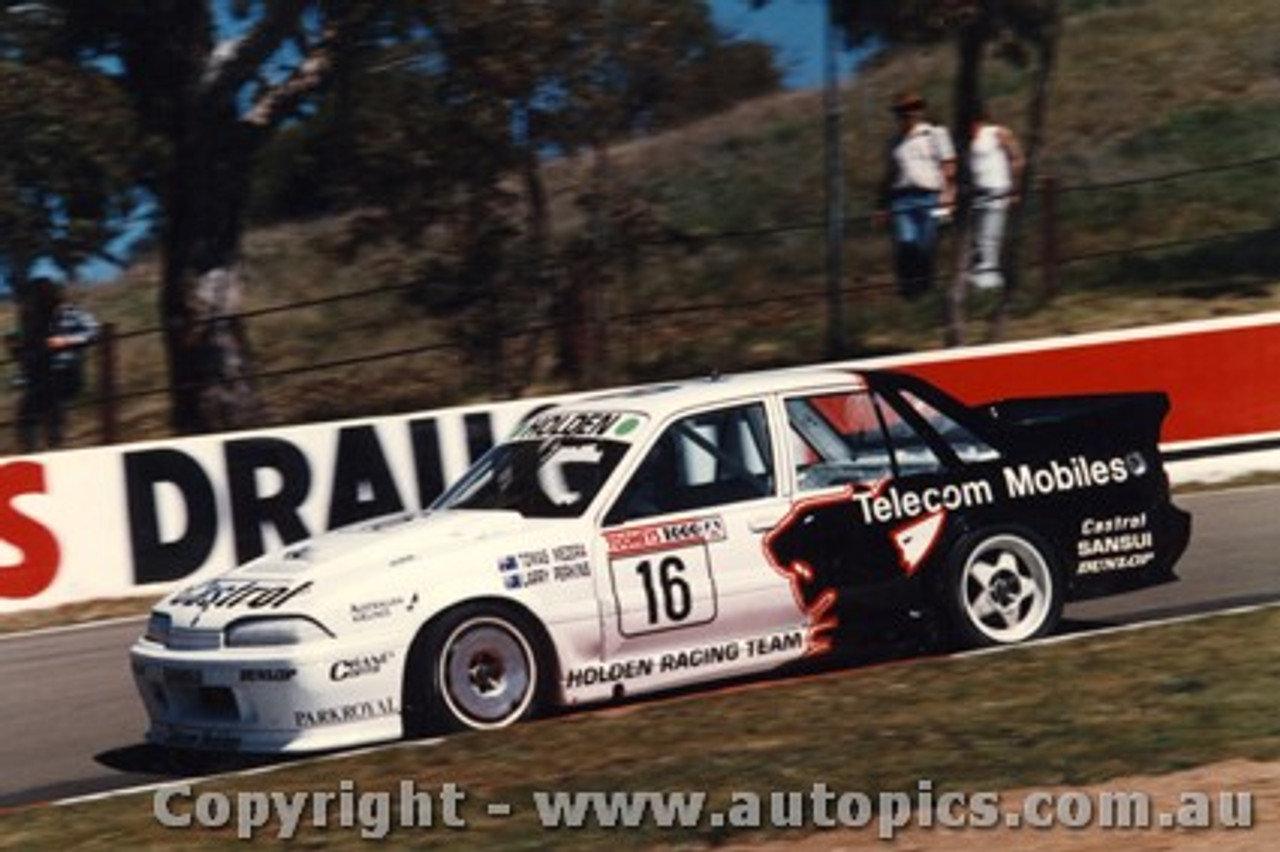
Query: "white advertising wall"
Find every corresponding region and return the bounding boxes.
[0,395,564,613]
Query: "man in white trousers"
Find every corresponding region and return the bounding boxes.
[968,106,1025,292]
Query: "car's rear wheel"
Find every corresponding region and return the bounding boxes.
[405,604,549,735]
[945,529,1062,648]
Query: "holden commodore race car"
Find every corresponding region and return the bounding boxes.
[131,368,1190,753]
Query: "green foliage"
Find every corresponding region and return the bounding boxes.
[824,0,1061,48]
[249,0,782,224]
[1119,103,1280,165]
[639,116,823,234]
[0,59,136,282]
[242,0,785,386]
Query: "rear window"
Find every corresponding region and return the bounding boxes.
[900,390,1000,464]
[786,391,895,488]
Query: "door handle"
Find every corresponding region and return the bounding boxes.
[747,515,778,533]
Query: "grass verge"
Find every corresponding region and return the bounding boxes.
[0,595,157,636]
[3,605,1278,850]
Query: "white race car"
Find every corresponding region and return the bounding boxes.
[131,368,1189,753]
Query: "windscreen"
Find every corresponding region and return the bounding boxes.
[436,409,646,518]
[437,438,632,518]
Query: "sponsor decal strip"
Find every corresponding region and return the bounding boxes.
[605,516,727,556]
[329,652,395,682]
[563,631,806,691]
[516,411,645,441]
[294,697,399,729]
[168,580,313,611]
[1075,512,1156,575]
[852,454,1146,526]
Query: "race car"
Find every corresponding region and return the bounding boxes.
[130,368,1191,753]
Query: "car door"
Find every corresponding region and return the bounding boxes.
[594,400,805,675]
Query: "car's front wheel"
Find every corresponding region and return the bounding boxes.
[944,529,1063,648]
[405,604,549,735]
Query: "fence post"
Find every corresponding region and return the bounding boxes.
[1040,176,1060,300]
[98,322,118,445]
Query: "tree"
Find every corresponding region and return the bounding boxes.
[319,0,781,387]
[46,0,370,433]
[544,0,782,383]
[0,4,136,413]
[20,0,777,432]
[991,1,1062,341]
[0,59,136,289]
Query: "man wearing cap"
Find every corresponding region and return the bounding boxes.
[877,92,957,299]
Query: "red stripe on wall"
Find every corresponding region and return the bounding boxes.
[892,323,1280,443]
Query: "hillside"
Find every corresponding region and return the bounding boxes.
[6,0,1279,454]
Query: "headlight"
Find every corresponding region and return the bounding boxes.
[225,616,333,648]
[144,611,172,645]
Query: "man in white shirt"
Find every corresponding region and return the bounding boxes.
[877,92,957,299]
[968,105,1025,291]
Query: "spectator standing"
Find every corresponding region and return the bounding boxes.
[877,91,957,299]
[13,277,99,452]
[968,106,1025,291]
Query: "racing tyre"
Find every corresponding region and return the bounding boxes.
[405,604,550,735]
[944,529,1063,648]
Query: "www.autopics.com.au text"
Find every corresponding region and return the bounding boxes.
[152,779,1255,840]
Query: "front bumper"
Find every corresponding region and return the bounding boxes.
[130,632,408,754]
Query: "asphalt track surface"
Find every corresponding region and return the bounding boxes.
[1,486,1277,809]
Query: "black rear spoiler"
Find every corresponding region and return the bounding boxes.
[986,392,1172,452]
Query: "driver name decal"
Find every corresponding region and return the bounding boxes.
[499,543,593,590]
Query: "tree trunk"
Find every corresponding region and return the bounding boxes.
[163,266,261,433]
[518,115,553,391]
[945,22,988,348]
[582,143,613,386]
[161,109,264,434]
[991,0,1061,342]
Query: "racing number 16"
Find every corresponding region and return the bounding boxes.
[610,548,716,636]
[636,556,692,624]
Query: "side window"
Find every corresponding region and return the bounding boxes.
[786,392,894,489]
[607,403,773,524]
[900,390,1000,464]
